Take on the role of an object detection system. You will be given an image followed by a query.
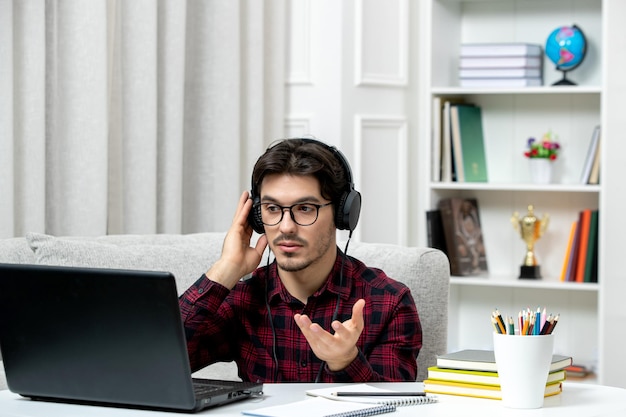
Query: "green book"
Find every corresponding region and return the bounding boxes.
[452,104,488,182]
[583,210,599,282]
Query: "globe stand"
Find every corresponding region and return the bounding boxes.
[552,70,576,86]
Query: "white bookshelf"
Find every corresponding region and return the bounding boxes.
[416,0,626,386]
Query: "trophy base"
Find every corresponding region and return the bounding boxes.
[519,265,542,279]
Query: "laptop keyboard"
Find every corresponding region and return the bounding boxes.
[192,380,229,398]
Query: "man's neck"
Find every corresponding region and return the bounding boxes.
[279,248,337,304]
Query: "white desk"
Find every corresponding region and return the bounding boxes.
[1,382,626,417]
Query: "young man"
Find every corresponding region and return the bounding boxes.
[179,138,421,382]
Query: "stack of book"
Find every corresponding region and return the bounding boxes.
[424,349,571,400]
[459,43,543,88]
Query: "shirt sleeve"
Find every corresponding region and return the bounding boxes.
[178,275,237,372]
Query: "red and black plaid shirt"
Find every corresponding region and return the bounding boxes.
[179,248,421,382]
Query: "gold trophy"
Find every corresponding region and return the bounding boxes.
[511,205,549,279]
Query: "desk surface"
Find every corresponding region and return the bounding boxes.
[1,382,626,417]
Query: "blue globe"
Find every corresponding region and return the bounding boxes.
[545,25,587,71]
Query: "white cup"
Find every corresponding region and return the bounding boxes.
[493,333,555,409]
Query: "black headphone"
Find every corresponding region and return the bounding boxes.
[248,138,362,234]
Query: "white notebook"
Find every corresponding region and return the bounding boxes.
[242,397,396,417]
[306,383,438,406]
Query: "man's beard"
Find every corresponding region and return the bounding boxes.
[273,230,334,272]
[278,256,310,272]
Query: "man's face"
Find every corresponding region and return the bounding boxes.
[258,173,336,273]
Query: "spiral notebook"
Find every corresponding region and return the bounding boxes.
[306,383,438,406]
[242,397,395,417]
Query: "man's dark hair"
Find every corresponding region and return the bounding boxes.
[251,138,349,206]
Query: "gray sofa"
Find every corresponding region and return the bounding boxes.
[0,232,449,390]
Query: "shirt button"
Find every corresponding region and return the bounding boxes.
[198,288,204,294]
[300,361,307,367]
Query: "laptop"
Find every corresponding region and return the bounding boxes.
[0,263,263,412]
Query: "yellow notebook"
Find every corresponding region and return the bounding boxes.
[424,379,562,400]
[427,366,566,387]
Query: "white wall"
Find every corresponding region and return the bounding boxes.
[285,0,420,246]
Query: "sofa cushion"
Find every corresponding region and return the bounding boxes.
[342,240,449,382]
[26,232,226,295]
[0,237,36,264]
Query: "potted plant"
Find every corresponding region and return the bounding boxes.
[524,131,560,183]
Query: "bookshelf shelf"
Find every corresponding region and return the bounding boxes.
[450,276,599,292]
[431,86,602,96]
[430,183,601,193]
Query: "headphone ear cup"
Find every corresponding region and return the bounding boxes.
[248,196,266,234]
[335,193,347,230]
[335,189,362,231]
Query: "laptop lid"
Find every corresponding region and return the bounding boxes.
[0,263,262,412]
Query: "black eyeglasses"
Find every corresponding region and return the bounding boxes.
[257,202,332,227]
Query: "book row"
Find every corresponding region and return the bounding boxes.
[459,43,543,88]
[431,98,488,183]
[560,209,599,283]
[579,125,601,185]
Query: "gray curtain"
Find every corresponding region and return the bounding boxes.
[0,0,285,238]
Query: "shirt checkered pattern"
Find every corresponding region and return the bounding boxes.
[179,248,421,382]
